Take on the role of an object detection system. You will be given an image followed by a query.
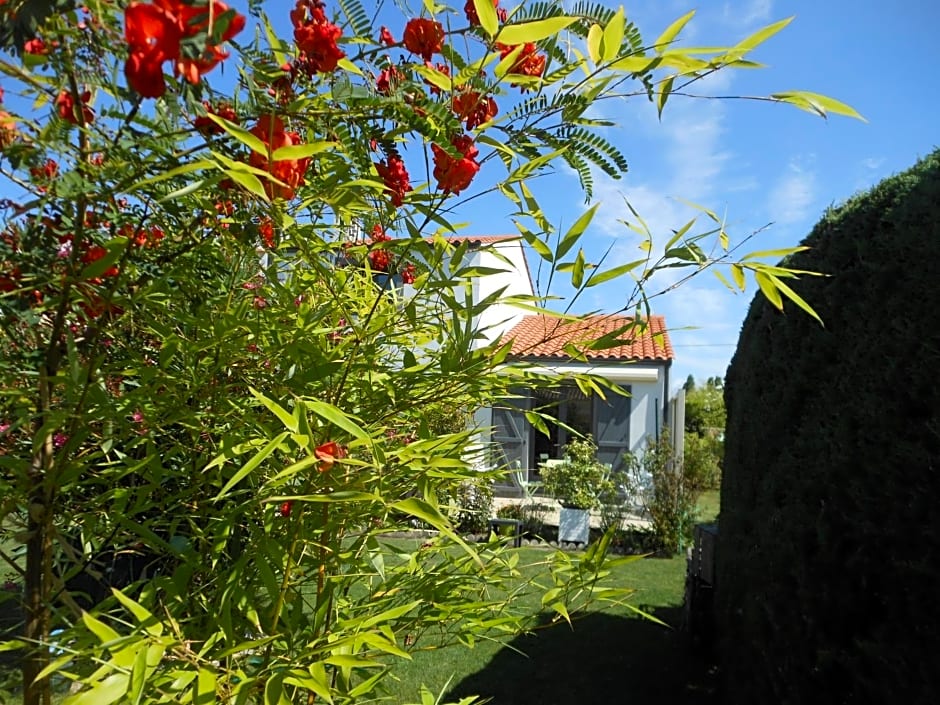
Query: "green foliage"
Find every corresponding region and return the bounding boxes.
[682,431,722,492]
[540,436,614,511]
[629,432,703,556]
[717,149,940,704]
[442,479,495,535]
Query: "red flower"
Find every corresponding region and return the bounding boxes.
[291,0,345,74]
[259,218,275,248]
[497,42,546,79]
[279,500,292,517]
[374,154,411,207]
[81,244,120,279]
[124,2,181,98]
[464,0,507,26]
[431,134,480,195]
[29,159,58,191]
[55,89,95,125]
[401,263,416,284]
[193,101,238,135]
[452,90,497,130]
[379,26,395,45]
[124,0,245,97]
[248,115,311,200]
[315,441,345,472]
[376,63,403,95]
[369,224,392,272]
[402,18,444,61]
[23,38,48,55]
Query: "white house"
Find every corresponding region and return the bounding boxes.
[438,236,676,491]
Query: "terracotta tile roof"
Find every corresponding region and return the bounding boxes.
[428,234,521,245]
[503,313,674,362]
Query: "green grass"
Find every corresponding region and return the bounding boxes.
[382,546,716,704]
[696,490,721,524]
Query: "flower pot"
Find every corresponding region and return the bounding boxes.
[558,507,590,544]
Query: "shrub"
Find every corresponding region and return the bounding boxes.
[442,479,494,535]
[540,436,614,511]
[496,502,548,538]
[717,149,940,704]
[683,431,722,492]
[629,432,703,556]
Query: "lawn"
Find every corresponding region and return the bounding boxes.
[382,491,721,704]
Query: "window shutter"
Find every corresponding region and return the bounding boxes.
[593,385,631,472]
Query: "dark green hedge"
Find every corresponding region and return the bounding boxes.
[716,148,940,704]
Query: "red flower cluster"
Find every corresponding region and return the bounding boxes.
[403,18,444,61]
[379,26,395,46]
[55,89,94,125]
[23,38,48,55]
[368,224,392,272]
[124,0,246,98]
[431,134,480,195]
[291,0,345,74]
[464,0,507,26]
[81,244,120,280]
[452,89,497,130]
[193,101,238,135]
[124,224,165,248]
[259,218,275,248]
[376,63,403,96]
[374,154,411,207]
[401,263,417,284]
[248,115,311,200]
[498,42,546,79]
[29,159,58,192]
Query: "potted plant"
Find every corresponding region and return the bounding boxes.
[540,436,614,544]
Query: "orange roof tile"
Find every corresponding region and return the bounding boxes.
[503,313,674,362]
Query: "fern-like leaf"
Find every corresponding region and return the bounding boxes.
[336,0,372,40]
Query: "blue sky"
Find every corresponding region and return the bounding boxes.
[3,1,937,390]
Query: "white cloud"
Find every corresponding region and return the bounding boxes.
[722,0,773,28]
[767,158,817,225]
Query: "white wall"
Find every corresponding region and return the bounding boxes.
[468,241,534,347]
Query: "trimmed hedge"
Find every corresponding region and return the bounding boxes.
[716,149,940,704]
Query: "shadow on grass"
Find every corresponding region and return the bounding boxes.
[446,607,717,705]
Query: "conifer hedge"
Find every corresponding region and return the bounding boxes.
[717,149,940,704]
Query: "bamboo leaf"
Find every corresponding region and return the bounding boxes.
[769,274,824,325]
[712,268,735,292]
[654,10,695,51]
[587,23,603,65]
[213,432,289,500]
[473,0,499,38]
[205,113,268,155]
[657,75,675,118]
[557,202,600,260]
[497,17,577,45]
[270,141,335,161]
[733,17,793,55]
[601,7,625,63]
[585,258,645,287]
[754,270,783,310]
[770,91,866,121]
[304,399,370,441]
[194,668,216,705]
[250,388,298,433]
[742,246,810,260]
[731,263,746,291]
